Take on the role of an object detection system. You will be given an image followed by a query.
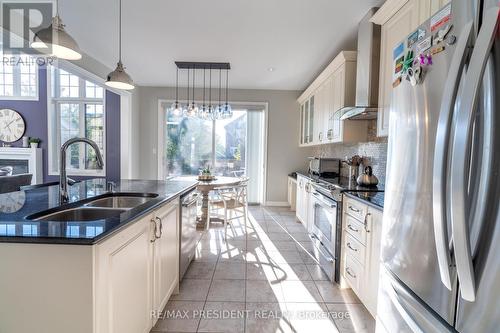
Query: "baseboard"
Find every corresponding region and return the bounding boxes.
[264,201,290,207]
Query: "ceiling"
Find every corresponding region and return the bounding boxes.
[60,0,383,90]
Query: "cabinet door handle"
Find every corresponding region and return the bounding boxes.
[364,213,371,233]
[349,205,360,213]
[150,219,157,243]
[319,132,322,141]
[347,224,359,233]
[346,267,357,279]
[155,216,163,239]
[347,242,358,252]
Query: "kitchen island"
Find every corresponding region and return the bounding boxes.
[0,178,198,333]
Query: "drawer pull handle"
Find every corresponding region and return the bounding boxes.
[346,267,357,279]
[347,224,359,233]
[349,205,361,213]
[347,242,358,252]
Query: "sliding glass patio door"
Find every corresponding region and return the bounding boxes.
[159,101,265,204]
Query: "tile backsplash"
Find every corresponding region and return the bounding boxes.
[312,121,388,183]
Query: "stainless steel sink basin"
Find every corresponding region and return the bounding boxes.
[85,196,154,209]
[26,192,159,222]
[30,207,127,222]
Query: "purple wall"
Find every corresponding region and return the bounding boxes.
[0,68,121,182]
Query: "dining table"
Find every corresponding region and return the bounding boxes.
[178,176,246,230]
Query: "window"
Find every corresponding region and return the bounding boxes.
[48,67,105,176]
[0,52,38,99]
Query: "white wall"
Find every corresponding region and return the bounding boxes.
[133,87,313,203]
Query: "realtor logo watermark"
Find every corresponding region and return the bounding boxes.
[2,1,55,66]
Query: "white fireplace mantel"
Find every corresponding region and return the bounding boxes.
[0,147,43,184]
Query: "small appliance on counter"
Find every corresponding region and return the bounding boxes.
[356,166,379,186]
[308,157,341,177]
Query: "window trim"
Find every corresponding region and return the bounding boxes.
[47,65,106,177]
[0,53,39,101]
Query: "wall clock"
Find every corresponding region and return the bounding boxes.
[0,109,26,143]
[0,191,26,213]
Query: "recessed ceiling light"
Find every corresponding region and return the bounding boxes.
[268,67,275,72]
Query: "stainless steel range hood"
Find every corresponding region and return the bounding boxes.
[339,8,380,121]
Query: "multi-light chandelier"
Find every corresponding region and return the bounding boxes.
[172,62,232,120]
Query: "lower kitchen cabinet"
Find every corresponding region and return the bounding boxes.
[152,201,180,317]
[0,198,182,333]
[94,213,154,333]
[295,174,310,225]
[342,195,383,317]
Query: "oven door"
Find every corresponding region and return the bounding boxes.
[310,191,338,281]
[311,191,337,253]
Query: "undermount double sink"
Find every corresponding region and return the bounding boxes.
[27,193,159,222]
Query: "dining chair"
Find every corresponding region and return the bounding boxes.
[209,179,249,238]
[0,174,33,194]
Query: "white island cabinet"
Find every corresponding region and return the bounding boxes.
[0,199,180,333]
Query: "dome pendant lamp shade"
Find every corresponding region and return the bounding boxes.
[106,60,134,90]
[31,1,82,60]
[105,0,134,90]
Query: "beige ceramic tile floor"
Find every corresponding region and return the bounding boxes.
[151,206,375,333]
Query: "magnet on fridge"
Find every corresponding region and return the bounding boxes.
[407,66,423,86]
[431,46,445,55]
[392,76,402,88]
[402,50,414,73]
[419,53,433,66]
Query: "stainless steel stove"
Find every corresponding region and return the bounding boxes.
[307,175,383,283]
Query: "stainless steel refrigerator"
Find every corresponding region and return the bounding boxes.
[378,0,500,332]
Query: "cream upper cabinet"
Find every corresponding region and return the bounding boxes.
[373,0,450,137]
[298,51,367,146]
[374,0,420,137]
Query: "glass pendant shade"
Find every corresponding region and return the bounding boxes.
[31,16,82,60]
[186,102,199,118]
[105,61,134,90]
[171,101,182,116]
[223,103,232,119]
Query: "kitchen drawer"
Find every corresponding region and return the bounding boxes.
[344,255,363,293]
[344,232,365,266]
[344,214,367,245]
[344,196,368,221]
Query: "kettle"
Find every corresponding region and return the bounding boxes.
[356,166,379,187]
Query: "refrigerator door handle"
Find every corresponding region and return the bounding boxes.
[432,21,474,291]
[450,6,500,302]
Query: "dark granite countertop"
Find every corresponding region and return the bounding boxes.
[343,191,385,210]
[295,171,385,192]
[0,178,198,245]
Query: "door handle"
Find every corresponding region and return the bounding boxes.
[449,7,499,302]
[155,216,163,239]
[432,21,473,291]
[150,219,157,243]
[363,212,371,233]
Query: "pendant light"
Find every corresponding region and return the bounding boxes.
[183,68,190,116]
[222,69,232,119]
[199,68,207,119]
[186,67,198,117]
[105,0,134,90]
[31,0,82,60]
[171,68,182,116]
